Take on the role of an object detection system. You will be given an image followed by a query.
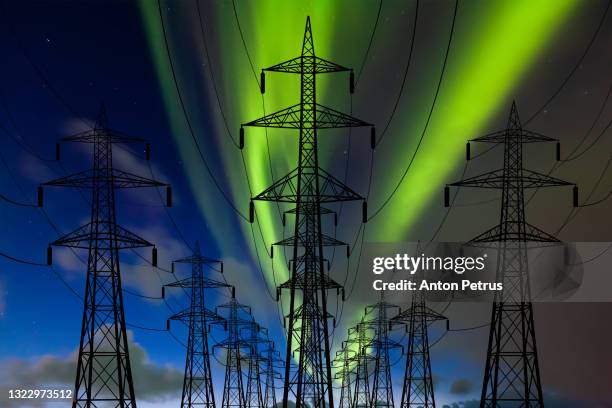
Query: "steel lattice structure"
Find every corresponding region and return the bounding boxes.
[390,286,447,408]
[40,105,170,408]
[241,16,373,408]
[260,341,283,408]
[345,319,374,408]
[214,288,253,408]
[446,102,576,407]
[163,241,229,407]
[334,342,356,408]
[240,322,268,408]
[363,299,402,408]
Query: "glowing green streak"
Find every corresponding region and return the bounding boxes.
[374,0,579,241]
[139,0,346,287]
[138,1,248,254]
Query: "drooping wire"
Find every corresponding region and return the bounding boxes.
[0,251,47,266]
[0,193,36,207]
[156,0,248,221]
[367,0,459,221]
[375,0,419,145]
[523,0,611,126]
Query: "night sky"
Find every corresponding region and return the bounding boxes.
[0,0,611,407]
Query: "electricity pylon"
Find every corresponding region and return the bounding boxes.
[446,102,577,407]
[390,286,447,408]
[214,287,253,408]
[40,104,170,408]
[163,241,229,407]
[334,342,356,408]
[346,319,374,408]
[260,341,283,408]
[241,16,373,408]
[363,298,402,408]
[241,322,268,408]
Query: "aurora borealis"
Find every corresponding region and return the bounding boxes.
[139,0,580,273]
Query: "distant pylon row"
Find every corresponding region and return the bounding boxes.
[335,289,447,408]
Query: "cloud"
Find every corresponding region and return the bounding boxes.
[120,223,190,301]
[0,331,182,406]
[442,400,480,408]
[449,378,476,395]
[222,257,279,328]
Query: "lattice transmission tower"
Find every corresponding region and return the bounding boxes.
[214,287,254,408]
[445,102,577,407]
[334,342,356,408]
[163,241,229,407]
[240,322,268,408]
[346,319,374,408]
[240,16,374,408]
[363,298,402,408]
[40,105,170,407]
[390,283,447,408]
[260,339,283,408]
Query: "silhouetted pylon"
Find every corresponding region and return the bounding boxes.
[241,322,268,408]
[391,285,447,408]
[363,297,402,408]
[446,102,576,407]
[260,340,283,408]
[241,16,373,408]
[163,241,229,407]
[214,288,254,408]
[333,342,356,408]
[40,104,170,407]
[345,319,374,408]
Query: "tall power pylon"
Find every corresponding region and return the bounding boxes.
[241,322,268,408]
[40,105,170,408]
[363,299,402,408]
[214,287,254,408]
[390,285,447,408]
[346,319,374,408]
[260,341,283,408]
[334,342,356,408]
[446,102,576,407]
[241,16,373,408]
[163,241,229,407]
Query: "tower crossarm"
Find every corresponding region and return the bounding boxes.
[43,168,167,189]
[50,222,153,250]
[213,339,252,352]
[448,168,572,189]
[279,270,343,292]
[60,128,148,145]
[164,276,229,290]
[169,307,225,324]
[273,232,347,248]
[468,221,561,244]
[264,55,350,74]
[390,306,447,327]
[470,129,557,144]
[243,103,370,129]
[253,167,363,203]
[174,254,221,265]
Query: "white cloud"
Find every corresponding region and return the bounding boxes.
[0,330,182,407]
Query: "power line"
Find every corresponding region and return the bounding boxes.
[0,251,47,266]
[523,0,611,126]
[156,0,248,221]
[368,0,459,221]
[0,193,36,207]
[375,0,418,145]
